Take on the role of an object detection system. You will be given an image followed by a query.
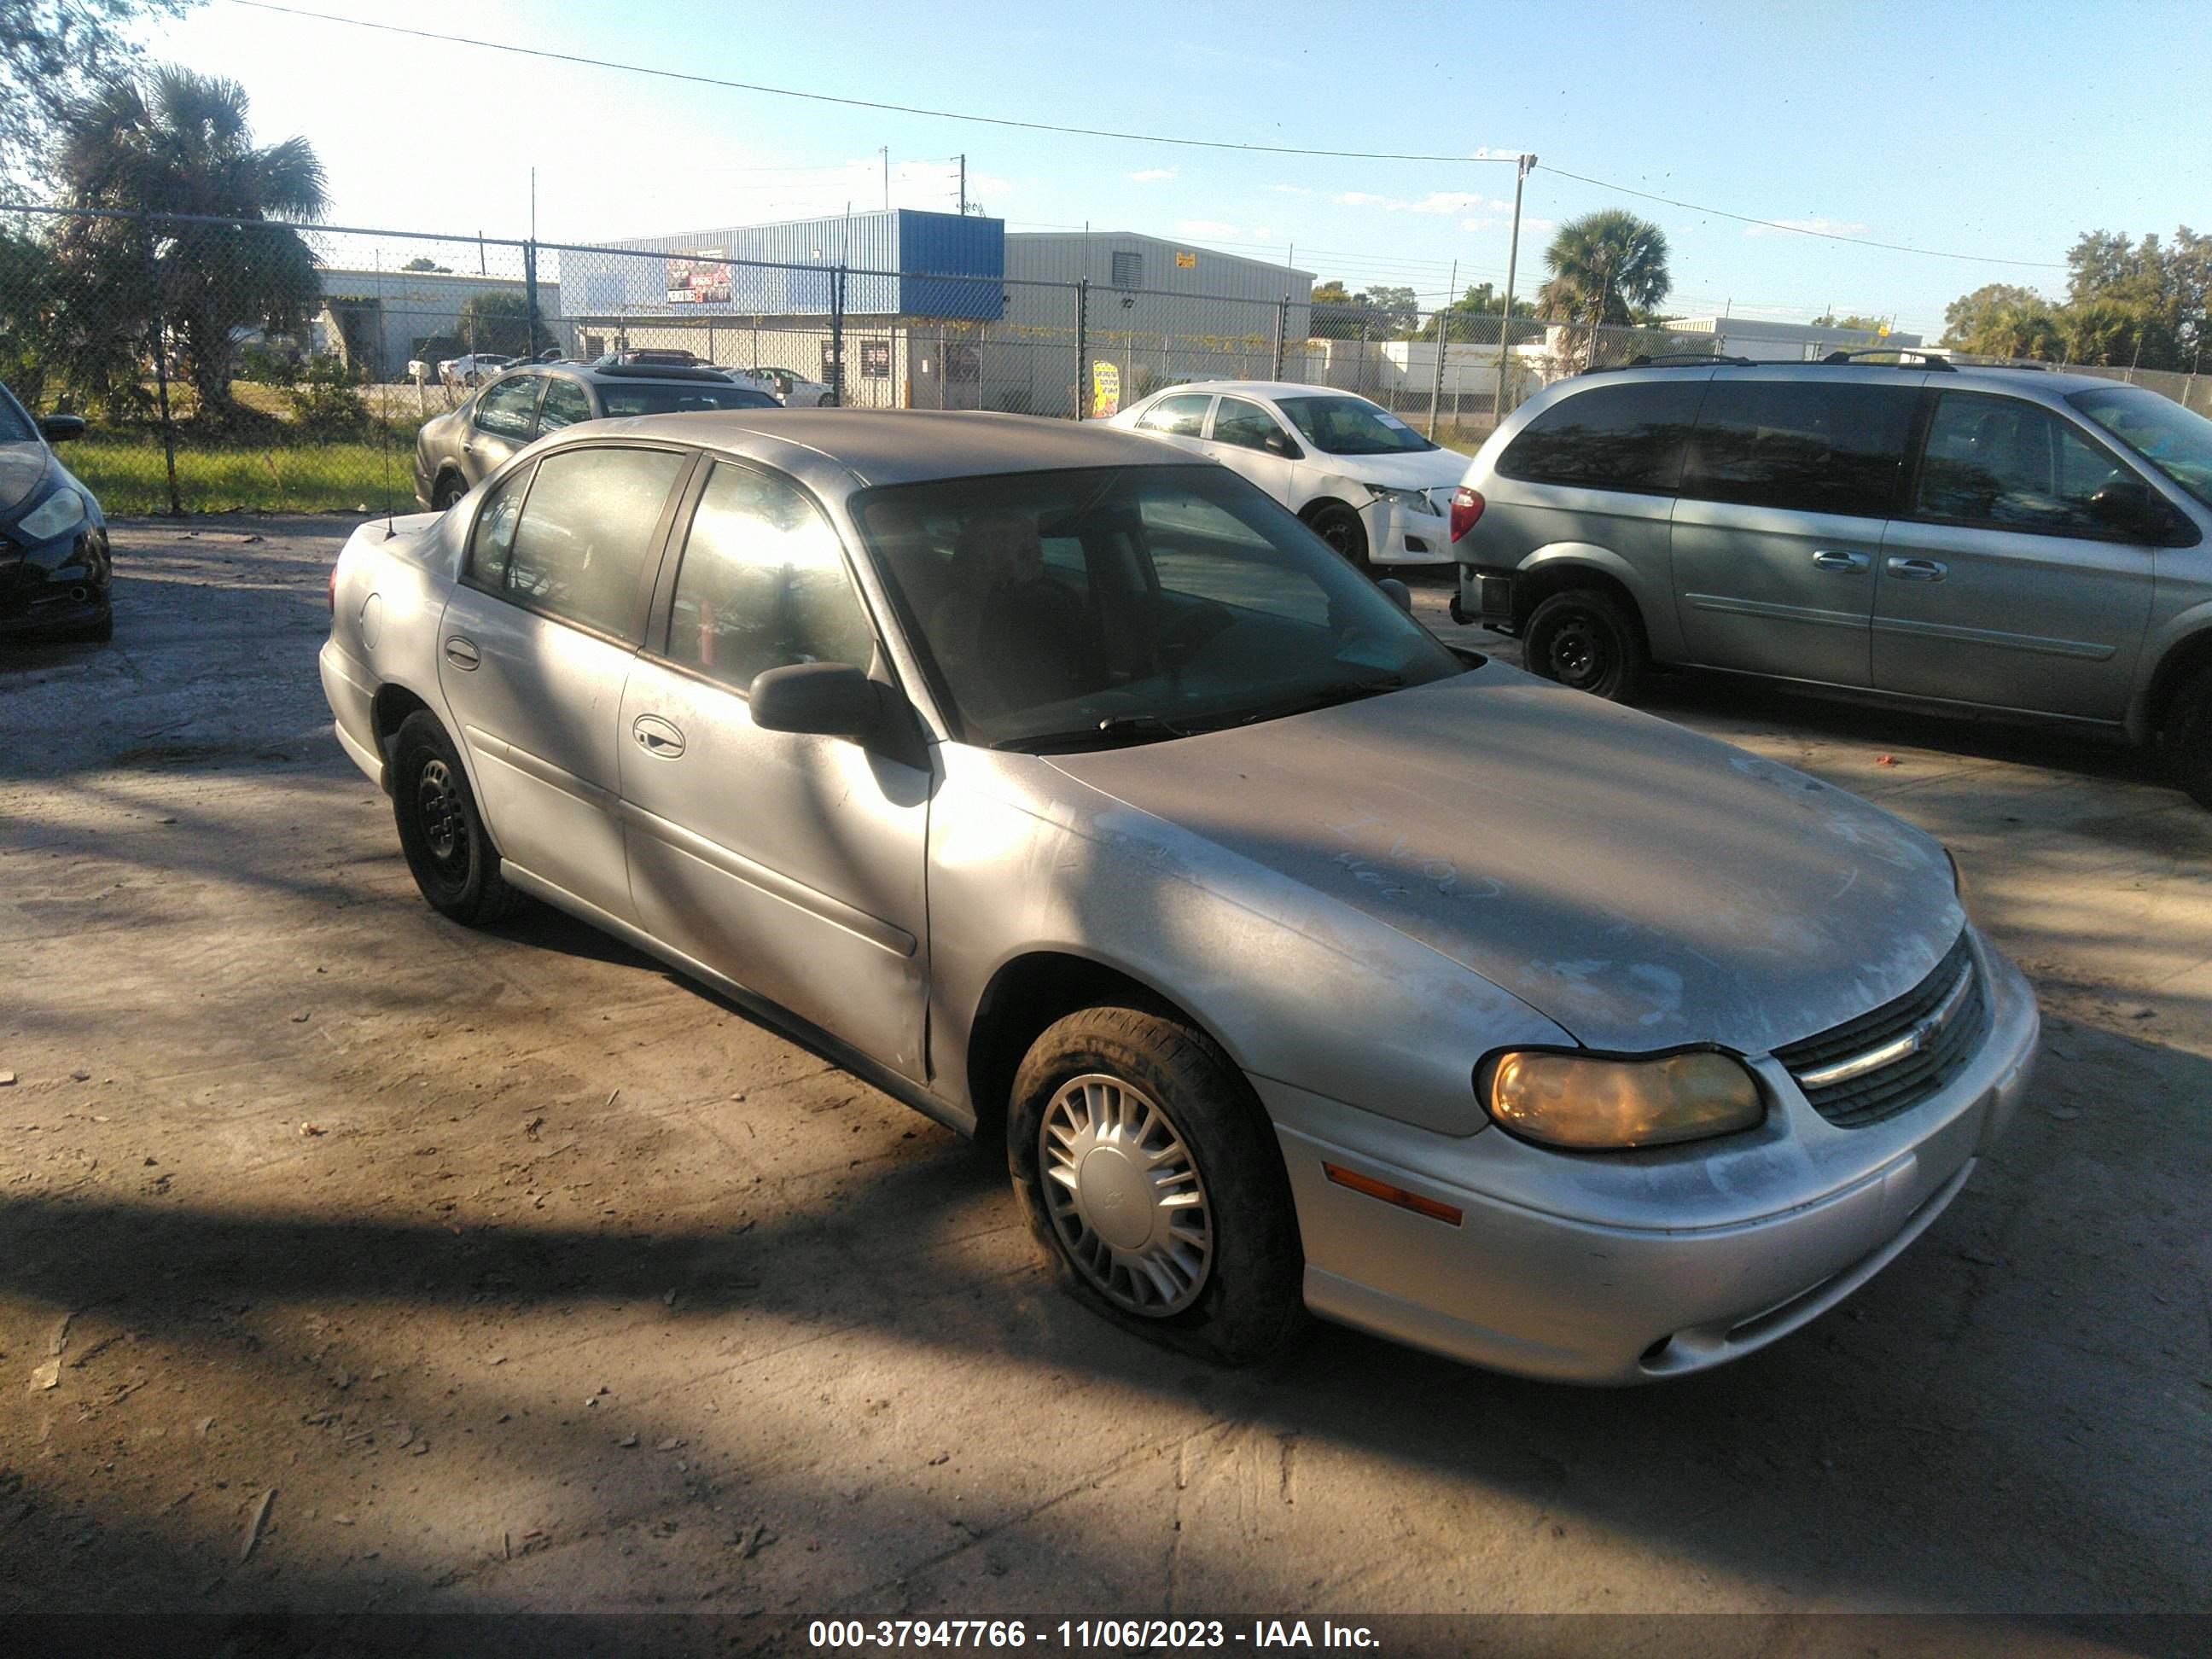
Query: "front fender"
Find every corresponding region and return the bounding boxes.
[925,747,1573,1138]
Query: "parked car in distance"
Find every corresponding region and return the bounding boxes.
[1111,381,1470,570]
[742,364,836,407]
[1450,358,2212,806]
[0,379,111,644]
[412,353,781,509]
[438,352,515,387]
[323,409,2039,1383]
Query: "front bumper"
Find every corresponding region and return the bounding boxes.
[0,526,111,639]
[1361,498,1455,566]
[1264,932,2040,1383]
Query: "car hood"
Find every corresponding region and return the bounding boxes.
[1301,443,1470,491]
[1045,666,1962,1057]
[0,443,55,520]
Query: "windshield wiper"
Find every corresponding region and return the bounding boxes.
[1201,673,1406,732]
[991,713,1191,754]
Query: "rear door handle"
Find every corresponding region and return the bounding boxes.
[443,635,480,670]
[632,713,685,758]
[1810,550,1871,573]
[1886,557,1948,582]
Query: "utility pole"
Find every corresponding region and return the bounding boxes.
[881,146,889,212]
[1429,259,1455,438]
[1491,151,1534,427]
[958,154,967,214]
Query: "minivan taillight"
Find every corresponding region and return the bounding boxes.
[1450,486,1485,542]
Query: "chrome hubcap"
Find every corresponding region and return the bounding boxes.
[1039,1074,1213,1317]
[416,758,465,867]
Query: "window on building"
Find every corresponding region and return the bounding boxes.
[1682,380,1917,517]
[1498,380,1703,493]
[859,340,892,380]
[666,463,875,690]
[1110,251,1143,290]
[500,446,687,640]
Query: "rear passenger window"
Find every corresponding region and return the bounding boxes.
[537,378,593,433]
[1682,381,1916,516]
[473,374,542,440]
[1497,381,1703,492]
[1138,393,1212,437]
[666,463,875,691]
[502,446,686,640]
[1916,393,2129,535]
[469,467,531,587]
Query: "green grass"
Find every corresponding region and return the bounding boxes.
[64,429,422,515]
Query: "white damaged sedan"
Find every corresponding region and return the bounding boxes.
[319,410,2039,1382]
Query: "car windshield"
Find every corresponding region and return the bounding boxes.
[599,384,781,416]
[1277,395,1437,455]
[2067,385,2212,510]
[0,383,38,443]
[855,463,1465,749]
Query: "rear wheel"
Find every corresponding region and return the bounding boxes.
[1524,586,1647,702]
[1305,503,1371,573]
[2160,663,2212,810]
[389,711,522,925]
[431,471,468,511]
[1007,1006,1304,1366]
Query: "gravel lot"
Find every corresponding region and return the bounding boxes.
[1,519,2207,1643]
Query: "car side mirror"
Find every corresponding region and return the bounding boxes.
[748,661,882,741]
[1264,429,1298,458]
[1377,577,1413,614]
[2089,477,2171,540]
[40,415,86,444]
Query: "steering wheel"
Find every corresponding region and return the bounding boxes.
[1159,601,1236,671]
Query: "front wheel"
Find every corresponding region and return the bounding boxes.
[1523,587,1648,701]
[2160,663,2212,810]
[1008,1006,1304,1366]
[389,711,523,925]
[1305,503,1371,573]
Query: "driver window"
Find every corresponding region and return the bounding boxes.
[1211,397,1287,454]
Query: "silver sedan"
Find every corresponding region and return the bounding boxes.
[319,410,2039,1383]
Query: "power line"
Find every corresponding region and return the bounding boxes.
[224,0,2069,271]
[1540,166,2066,270]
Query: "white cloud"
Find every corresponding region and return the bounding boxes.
[1336,190,1394,207]
[1126,167,1175,183]
[1266,183,1311,195]
[1745,216,1867,239]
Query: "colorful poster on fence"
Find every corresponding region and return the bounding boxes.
[1091,362,1121,418]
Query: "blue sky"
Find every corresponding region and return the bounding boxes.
[145,0,2212,336]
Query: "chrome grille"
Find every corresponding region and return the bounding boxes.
[1773,932,1987,1129]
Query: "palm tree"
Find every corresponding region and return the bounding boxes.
[49,67,329,419]
[1536,210,1672,368]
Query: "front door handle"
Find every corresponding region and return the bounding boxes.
[1810,549,1871,573]
[443,635,480,670]
[632,713,685,758]
[1886,556,1948,583]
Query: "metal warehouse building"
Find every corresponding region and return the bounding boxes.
[557,210,1312,416]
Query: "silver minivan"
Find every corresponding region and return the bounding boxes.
[1450,360,2212,806]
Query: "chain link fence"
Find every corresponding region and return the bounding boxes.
[8,204,2207,514]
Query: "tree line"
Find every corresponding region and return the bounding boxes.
[1941,230,2209,371]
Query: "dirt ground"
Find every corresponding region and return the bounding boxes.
[1,520,2208,1642]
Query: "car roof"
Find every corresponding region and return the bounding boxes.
[1575,361,2124,398]
[538,408,1212,492]
[1137,380,1369,404]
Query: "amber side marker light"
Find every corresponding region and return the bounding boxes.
[1323,1162,1463,1226]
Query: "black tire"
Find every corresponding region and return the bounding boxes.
[1523,586,1648,701]
[389,710,523,926]
[431,471,468,512]
[1007,1005,1304,1366]
[2160,663,2212,810]
[1305,502,1371,572]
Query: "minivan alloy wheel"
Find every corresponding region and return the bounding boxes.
[1039,1072,1214,1316]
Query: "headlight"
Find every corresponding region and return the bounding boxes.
[17,486,88,543]
[1484,1050,1764,1150]
[1363,483,1440,515]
